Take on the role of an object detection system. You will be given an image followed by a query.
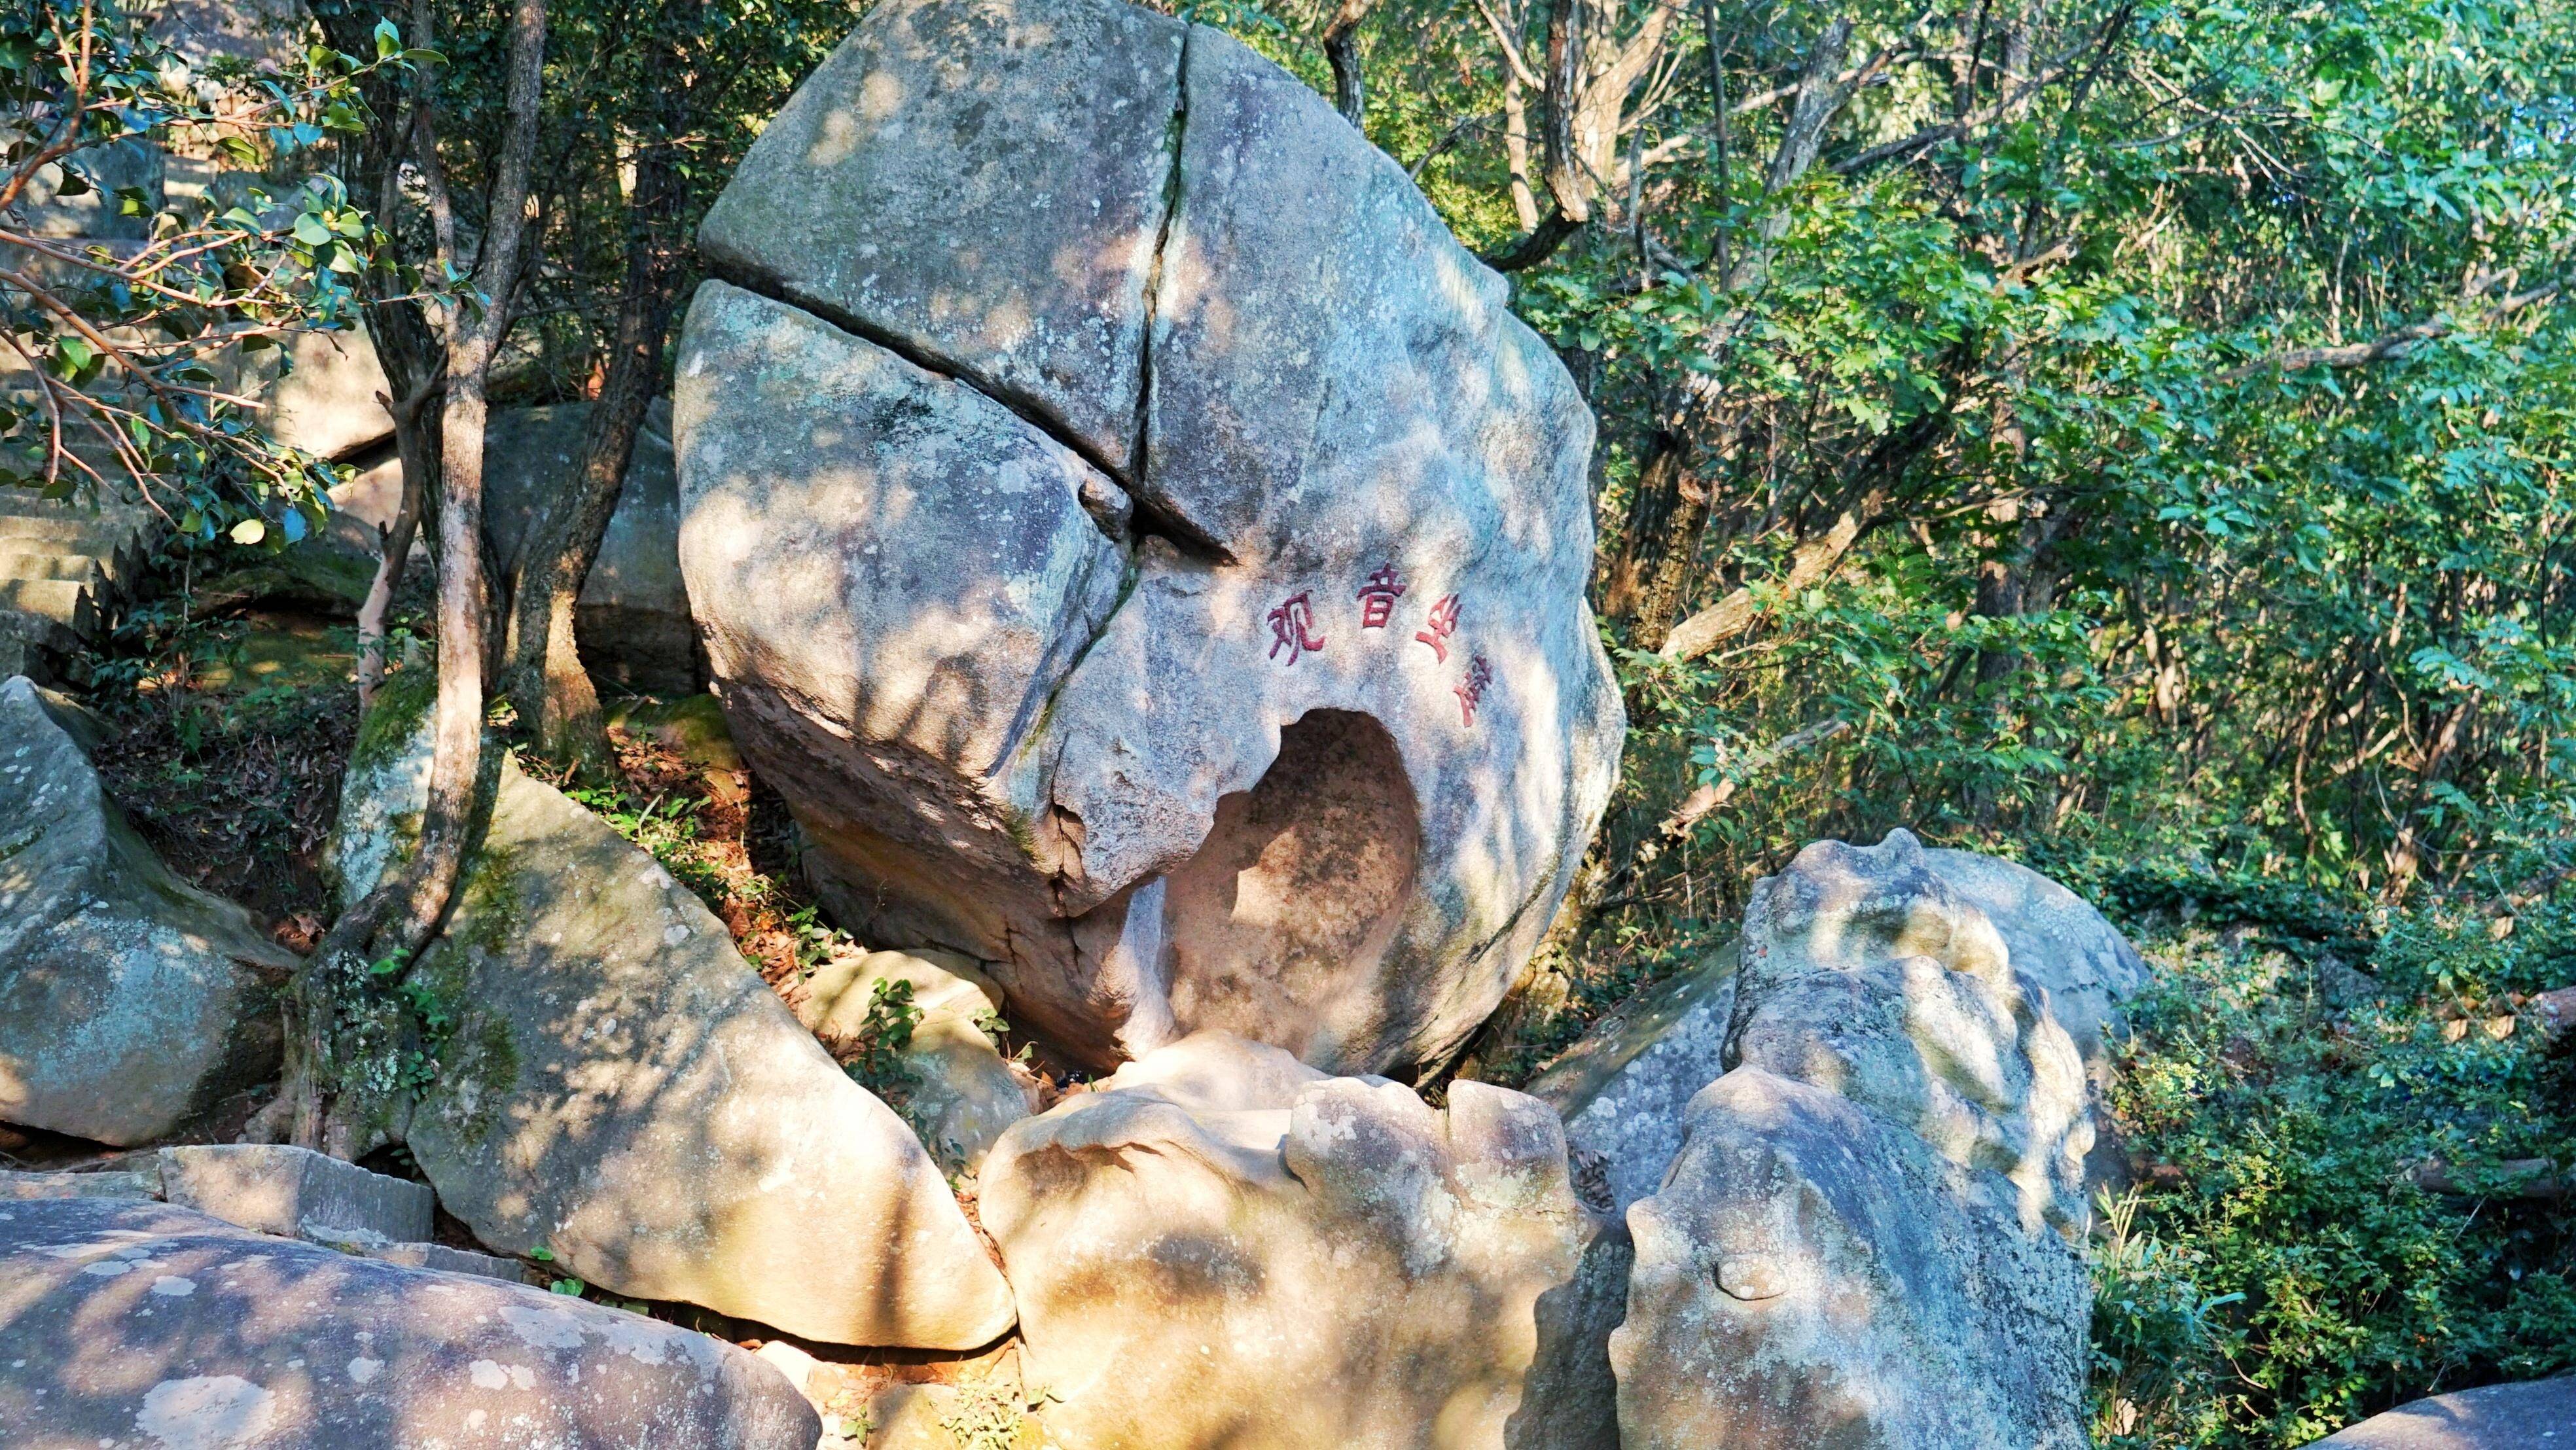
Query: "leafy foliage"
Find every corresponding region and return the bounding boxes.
[0,1,431,531]
[2090,894,2576,1445]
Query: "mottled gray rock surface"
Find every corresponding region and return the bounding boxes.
[697,0,1183,474]
[1526,942,1738,1212]
[9,139,164,239]
[1609,1070,2090,1450]
[1607,830,2097,1450]
[980,1031,1618,1450]
[678,0,1622,1077]
[1529,838,2143,1217]
[0,1197,819,1449]
[262,325,395,460]
[0,676,293,1146]
[333,700,1015,1349]
[2314,1376,2576,1448]
[0,1167,160,1201]
[1921,842,2148,1083]
[1730,830,2094,1233]
[482,398,698,693]
[158,1144,433,1245]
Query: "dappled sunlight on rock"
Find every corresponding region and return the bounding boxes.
[981,1032,1623,1450]
[673,0,1621,1080]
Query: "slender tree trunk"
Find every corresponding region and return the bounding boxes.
[503,141,684,769]
[352,425,423,708]
[1600,429,1685,623]
[1321,0,1376,129]
[1501,69,1540,231]
[280,0,550,1158]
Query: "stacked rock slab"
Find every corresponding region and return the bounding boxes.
[0,1197,820,1449]
[332,688,1015,1349]
[1608,832,2094,1450]
[978,1031,1624,1450]
[0,676,293,1145]
[679,0,1622,1075]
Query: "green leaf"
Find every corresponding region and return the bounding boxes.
[228,518,266,545]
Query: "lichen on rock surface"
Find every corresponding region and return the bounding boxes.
[675,0,1623,1078]
[327,694,1016,1349]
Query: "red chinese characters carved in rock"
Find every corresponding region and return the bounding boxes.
[1357,565,1407,629]
[1454,654,1494,727]
[1267,590,1325,665]
[1414,593,1460,663]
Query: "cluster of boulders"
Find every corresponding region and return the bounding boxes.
[2,1,2171,1447]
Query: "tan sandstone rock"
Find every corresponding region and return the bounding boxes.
[793,947,1035,1173]
[332,689,1016,1348]
[979,1031,1619,1450]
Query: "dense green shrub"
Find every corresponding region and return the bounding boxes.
[2090,893,2576,1447]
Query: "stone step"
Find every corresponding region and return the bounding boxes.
[0,548,106,589]
[0,602,79,657]
[0,514,145,584]
[0,576,98,637]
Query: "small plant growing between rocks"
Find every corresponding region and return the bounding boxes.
[844,976,922,1091]
[939,1371,1050,1450]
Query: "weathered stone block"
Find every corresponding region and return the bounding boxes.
[158,1143,433,1244]
[677,0,1622,1078]
[0,1167,160,1201]
[980,1031,1617,1450]
[1609,1070,2090,1450]
[331,701,1016,1349]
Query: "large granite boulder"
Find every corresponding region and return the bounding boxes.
[978,1031,1622,1450]
[1607,831,2096,1450]
[0,676,294,1145]
[1728,830,2094,1233]
[0,1197,820,1449]
[332,690,1015,1349]
[2314,1375,2576,1447]
[676,0,1622,1075]
[482,399,698,694]
[1607,1070,2091,1450]
[1533,837,2141,1217]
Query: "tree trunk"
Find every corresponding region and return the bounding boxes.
[1600,429,1685,624]
[503,141,685,770]
[280,0,550,1158]
[1321,0,1375,129]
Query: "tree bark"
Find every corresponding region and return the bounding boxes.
[1321,0,1374,129]
[502,136,685,769]
[1600,429,1683,622]
[282,0,550,1158]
